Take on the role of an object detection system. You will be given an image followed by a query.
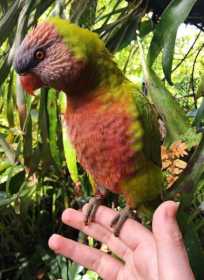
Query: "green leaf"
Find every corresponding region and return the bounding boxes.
[0,182,34,208]
[47,89,61,167]
[8,0,34,63]
[147,0,198,84]
[38,88,52,164]
[105,14,139,52]
[178,210,204,279]
[34,0,56,20]
[23,106,32,168]
[82,270,99,280]
[0,133,16,163]
[0,0,22,46]
[193,97,204,128]
[0,165,23,184]
[162,30,176,85]
[60,92,79,184]
[15,75,27,128]
[70,0,97,28]
[168,134,204,202]
[68,261,83,279]
[62,120,79,184]
[6,72,15,127]
[0,56,11,86]
[16,76,33,167]
[138,38,199,147]
[0,161,11,172]
[197,73,204,99]
[139,19,153,38]
[0,193,19,207]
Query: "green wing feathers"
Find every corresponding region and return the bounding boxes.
[133,89,161,167]
[122,83,163,207]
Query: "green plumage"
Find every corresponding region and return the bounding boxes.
[48,17,106,60]
[128,83,163,205]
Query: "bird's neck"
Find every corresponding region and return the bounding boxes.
[64,54,125,103]
[93,54,125,89]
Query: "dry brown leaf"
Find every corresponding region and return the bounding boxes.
[161,145,170,160]
[173,159,187,169]
[170,141,188,158]
[168,166,183,175]
[74,181,83,196]
[161,141,188,188]
[162,159,172,170]
[167,175,179,188]
[158,118,167,140]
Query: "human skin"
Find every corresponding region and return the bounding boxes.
[48,201,195,280]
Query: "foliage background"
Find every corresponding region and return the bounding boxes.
[0,0,203,279]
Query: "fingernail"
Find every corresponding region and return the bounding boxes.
[48,234,60,251]
[175,202,180,208]
[166,201,180,218]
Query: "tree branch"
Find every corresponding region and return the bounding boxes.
[172,31,201,74]
[189,43,204,109]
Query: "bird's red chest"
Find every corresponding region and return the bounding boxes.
[65,95,136,193]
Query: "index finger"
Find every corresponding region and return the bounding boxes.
[49,234,123,280]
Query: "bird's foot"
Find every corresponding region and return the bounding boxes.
[84,196,105,225]
[110,207,134,236]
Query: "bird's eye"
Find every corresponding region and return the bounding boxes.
[34,49,45,61]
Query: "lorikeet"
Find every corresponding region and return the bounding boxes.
[14,17,163,235]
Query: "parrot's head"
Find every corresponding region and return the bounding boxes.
[14,17,106,95]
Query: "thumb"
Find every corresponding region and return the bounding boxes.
[152,201,195,280]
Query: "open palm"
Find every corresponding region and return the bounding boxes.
[49,201,194,280]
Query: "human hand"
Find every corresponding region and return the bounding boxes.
[48,201,195,280]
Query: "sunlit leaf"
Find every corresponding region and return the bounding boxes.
[139,19,153,38]
[70,0,97,28]
[0,57,11,86]
[0,133,16,163]
[147,0,198,84]
[0,0,22,46]
[0,165,23,184]
[138,38,199,147]
[0,161,11,172]
[197,73,204,98]
[62,117,79,184]
[47,89,61,167]
[193,97,204,128]
[6,72,14,127]
[59,92,79,184]
[105,14,139,52]
[8,0,34,63]
[38,88,52,164]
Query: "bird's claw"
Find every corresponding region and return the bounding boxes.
[84,196,104,225]
[110,207,132,236]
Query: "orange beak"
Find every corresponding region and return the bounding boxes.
[20,73,43,96]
